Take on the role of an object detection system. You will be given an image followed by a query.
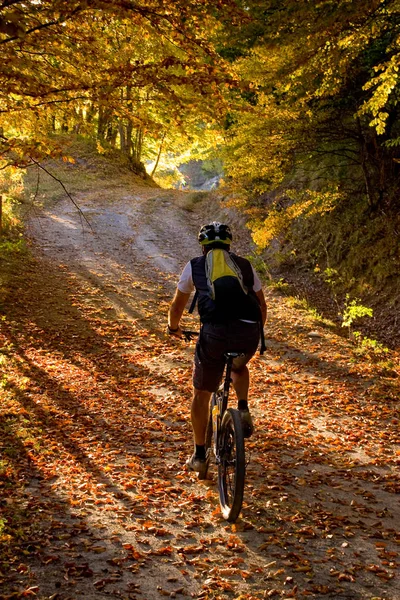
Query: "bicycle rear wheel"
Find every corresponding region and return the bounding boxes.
[217,408,245,521]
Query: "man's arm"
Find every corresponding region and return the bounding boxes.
[168,288,191,335]
[256,289,267,326]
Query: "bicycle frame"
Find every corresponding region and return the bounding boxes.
[210,351,246,521]
[220,353,237,412]
[181,331,246,522]
[212,352,242,459]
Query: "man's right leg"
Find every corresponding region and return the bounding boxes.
[186,388,211,474]
[191,388,212,446]
[231,365,250,401]
[188,324,223,473]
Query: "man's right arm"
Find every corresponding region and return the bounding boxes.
[167,261,193,336]
[168,289,191,334]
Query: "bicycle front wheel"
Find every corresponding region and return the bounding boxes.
[217,408,245,522]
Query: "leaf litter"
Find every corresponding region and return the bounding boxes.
[0,185,399,600]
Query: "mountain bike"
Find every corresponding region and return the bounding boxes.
[183,331,246,522]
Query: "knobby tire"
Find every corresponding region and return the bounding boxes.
[218,408,245,522]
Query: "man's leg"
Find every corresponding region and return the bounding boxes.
[191,388,212,445]
[189,323,223,471]
[186,388,211,474]
[231,365,249,401]
[231,365,253,438]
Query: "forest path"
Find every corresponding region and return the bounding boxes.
[1,182,399,600]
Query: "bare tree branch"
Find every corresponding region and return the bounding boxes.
[28,156,93,231]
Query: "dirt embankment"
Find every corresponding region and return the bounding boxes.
[0,178,399,600]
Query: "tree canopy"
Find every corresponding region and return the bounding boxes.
[0,0,243,169]
[2,0,400,278]
[219,0,400,272]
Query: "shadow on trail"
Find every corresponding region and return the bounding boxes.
[1,241,399,599]
[0,254,186,473]
[222,408,399,599]
[0,249,198,596]
[264,335,362,383]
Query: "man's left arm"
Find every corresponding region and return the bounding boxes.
[250,265,267,325]
[255,288,267,325]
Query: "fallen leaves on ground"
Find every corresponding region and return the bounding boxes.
[0,194,399,600]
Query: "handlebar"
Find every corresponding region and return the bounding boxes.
[182,330,199,342]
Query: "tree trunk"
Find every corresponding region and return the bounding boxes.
[151,133,166,177]
[133,126,144,163]
[86,102,97,124]
[357,117,376,210]
[98,105,111,140]
[106,122,117,146]
[126,120,133,156]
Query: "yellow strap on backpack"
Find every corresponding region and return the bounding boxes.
[206,249,247,299]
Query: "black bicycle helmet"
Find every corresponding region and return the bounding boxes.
[198,221,232,246]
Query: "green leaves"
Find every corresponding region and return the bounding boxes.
[342,295,373,330]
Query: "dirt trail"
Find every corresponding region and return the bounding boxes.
[1,183,399,600]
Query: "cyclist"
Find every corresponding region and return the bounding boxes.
[168,222,267,477]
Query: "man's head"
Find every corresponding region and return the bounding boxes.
[198,222,232,252]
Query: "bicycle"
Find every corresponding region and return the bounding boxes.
[183,331,246,522]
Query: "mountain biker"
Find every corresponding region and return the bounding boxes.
[167,222,267,476]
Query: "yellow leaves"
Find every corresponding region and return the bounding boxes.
[250,210,287,249]
[96,140,107,155]
[91,545,107,553]
[360,54,400,133]
[249,188,342,250]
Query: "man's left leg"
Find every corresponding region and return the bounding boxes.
[231,365,254,438]
[188,325,223,473]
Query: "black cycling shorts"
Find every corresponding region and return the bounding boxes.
[193,321,260,393]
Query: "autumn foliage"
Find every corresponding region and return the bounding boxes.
[1,4,400,595]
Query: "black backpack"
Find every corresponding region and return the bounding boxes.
[189,249,266,353]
